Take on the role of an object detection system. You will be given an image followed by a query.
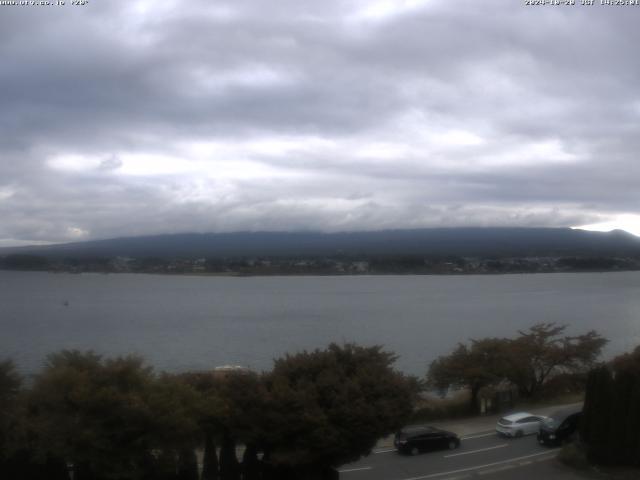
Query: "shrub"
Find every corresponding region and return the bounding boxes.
[558,442,589,470]
[411,391,470,423]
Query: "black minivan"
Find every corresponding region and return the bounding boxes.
[537,405,582,446]
[394,426,460,455]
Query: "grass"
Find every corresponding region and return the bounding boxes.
[516,392,585,410]
[410,390,472,423]
[410,390,584,424]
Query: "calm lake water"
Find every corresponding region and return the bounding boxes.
[1,270,639,375]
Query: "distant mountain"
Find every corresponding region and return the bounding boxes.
[1,228,640,259]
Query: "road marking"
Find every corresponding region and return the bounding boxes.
[338,466,372,473]
[478,464,515,475]
[460,432,496,440]
[443,443,508,458]
[371,430,500,454]
[399,449,559,480]
[373,448,396,454]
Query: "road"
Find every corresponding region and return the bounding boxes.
[339,429,567,480]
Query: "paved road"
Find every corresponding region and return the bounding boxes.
[339,429,563,480]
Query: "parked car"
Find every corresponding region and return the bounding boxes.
[394,426,460,455]
[537,405,582,446]
[496,412,546,438]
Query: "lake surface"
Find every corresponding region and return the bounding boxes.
[1,271,639,376]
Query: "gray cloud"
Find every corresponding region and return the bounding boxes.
[1,0,640,245]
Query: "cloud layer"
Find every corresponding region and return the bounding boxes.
[1,0,639,245]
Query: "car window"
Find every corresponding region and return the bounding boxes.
[517,417,535,423]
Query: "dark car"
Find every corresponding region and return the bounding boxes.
[394,426,460,455]
[537,405,582,446]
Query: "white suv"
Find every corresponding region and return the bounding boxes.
[496,412,546,438]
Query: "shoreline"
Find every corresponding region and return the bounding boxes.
[2,267,640,277]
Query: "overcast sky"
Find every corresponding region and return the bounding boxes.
[1,0,639,246]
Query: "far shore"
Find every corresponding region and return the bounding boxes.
[2,267,640,277]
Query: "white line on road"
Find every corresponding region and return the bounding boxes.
[371,430,498,454]
[443,443,508,458]
[338,466,373,473]
[478,464,516,475]
[460,432,497,440]
[399,449,559,480]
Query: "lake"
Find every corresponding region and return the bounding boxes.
[1,270,639,376]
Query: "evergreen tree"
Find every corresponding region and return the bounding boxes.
[582,346,640,467]
[219,432,240,480]
[0,360,24,478]
[583,365,614,464]
[156,449,179,480]
[241,443,261,480]
[201,432,219,480]
[176,448,199,480]
[611,346,640,466]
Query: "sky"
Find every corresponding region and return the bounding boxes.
[1,0,639,247]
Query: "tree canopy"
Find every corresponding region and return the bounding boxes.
[505,323,607,397]
[0,360,23,460]
[29,351,200,480]
[581,345,640,466]
[1,343,418,480]
[427,323,608,410]
[428,338,508,413]
[262,343,417,469]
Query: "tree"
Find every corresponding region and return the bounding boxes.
[177,371,224,480]
[201,432,219,480]
[180,368,269,480]
[581,346,640,466]
[428,324,608,409]
[219,434,240,480]
[261,343,417,477]
[176,448,198,480]
[0,359,22,452]
[581,365,615,464]
[29,351,200,480]
[504,323,607,398]
[215,372,266,480]
[241,444,261,480]
[1,254,49,270]
[146,373,202,479]
[427,338,509,413]
[0,360,28,478]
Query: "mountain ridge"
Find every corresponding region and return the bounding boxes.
[2,227,639,259]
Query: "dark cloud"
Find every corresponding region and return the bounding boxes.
[1,0,640,245]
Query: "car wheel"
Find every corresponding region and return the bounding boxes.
[410,446,419,456]
[448,440,458,450]
[515,430,523,438]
